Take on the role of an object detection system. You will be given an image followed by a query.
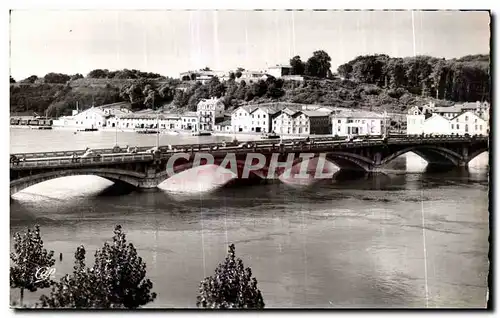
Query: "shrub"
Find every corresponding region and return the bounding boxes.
[10,225,56,307]
[196,244,264,309]
[39,225,156,309]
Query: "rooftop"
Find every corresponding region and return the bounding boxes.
[298,110,331,117]
[333,109,385,119]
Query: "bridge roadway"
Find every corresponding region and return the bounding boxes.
[10,135,488,168]
[10,135,488,195]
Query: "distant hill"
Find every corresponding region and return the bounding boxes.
[10,54,489,117]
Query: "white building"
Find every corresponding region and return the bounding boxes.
[249,105,283,133]
[407,101,490,136]
[214,119,232,132]
[331,110,384,136]
[271,107,300,135]
[180,112,198,131]
[53,106,108,129]
[450,111,488,136]
[267,65,292,78]
[422,114,451,135]
[271,108,331,135]
[197,97,225,131]
[231,105,258,133]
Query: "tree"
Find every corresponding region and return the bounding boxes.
[229,72,236,80]
[21,75,38,83]
[290,56,305,75]
[207,77,226,98]
[197,244,265,309]
[305,50,332,78]
[10,225,56,306]
[173,90,189,107]
[87,69,109,78]
[10,76,16,83]
[44,73,71,84]
[70,73,84,81]
[337,63,353,79]
[201,67,212,71]
[40,225,156,309]
[235,71,243,78]
[266,77,285,99]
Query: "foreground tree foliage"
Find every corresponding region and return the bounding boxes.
[197,244,265,309]
[10,225,56,306]
[39,225,156,308]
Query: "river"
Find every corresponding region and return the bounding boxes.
[10,128,489,308]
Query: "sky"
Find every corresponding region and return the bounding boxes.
[9,10,490,80]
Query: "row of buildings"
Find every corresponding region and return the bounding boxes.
[406,101,490,136]
[51,98,386,137]
[49,98,490,137]
[229,103,385,136]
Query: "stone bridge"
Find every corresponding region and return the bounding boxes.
[10,135,488,195]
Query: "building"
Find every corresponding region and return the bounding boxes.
[214,119,232,132]
[267,65,292,78]
[294,111,331,135]
[270,107,299,134]
[271,107,331,135]
[249,105,283,133]
[450,111,488,135]
[331,110,384,137]
[53,106,108,129]
[422,114,451,135]
[434,101,490,122]
[407,101,490,136]
[196,97,225,131]
[180,112,198,131]
[231,105,259,133]
[179,70,226,84]
[235,70,267,83]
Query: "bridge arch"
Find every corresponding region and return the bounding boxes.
[325,151,376,171]
[467,148,489,164]
[379,145,463,167]
[156,154,318,182]
[10,168,146,196]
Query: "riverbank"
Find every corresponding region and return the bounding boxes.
[10,125,332,141]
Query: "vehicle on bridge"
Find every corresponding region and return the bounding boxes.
[81,148,101,159]
[126,145,138,154]
[10,154,25,165]
[261,132,280,140]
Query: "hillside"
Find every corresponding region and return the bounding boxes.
[10,54,489,116]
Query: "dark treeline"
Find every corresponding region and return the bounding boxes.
[87,69,165,80]
[336,54,490,102]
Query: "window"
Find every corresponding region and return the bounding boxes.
[475,118,478,123]
[362,120,365,124]
[457,124,460,129]
[451,124,454,129]
[475,125,478,130]
[263,115,266,118]
[338,120,341,124]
